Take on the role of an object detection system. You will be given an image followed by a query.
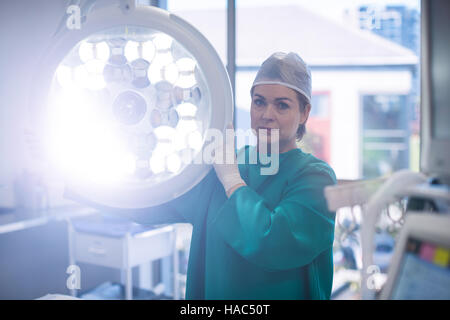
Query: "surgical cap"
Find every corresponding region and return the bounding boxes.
[251,52,311,104]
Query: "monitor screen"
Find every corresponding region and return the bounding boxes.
[430,0,450,139]
[420,0,450,182]
[391,237,450,299]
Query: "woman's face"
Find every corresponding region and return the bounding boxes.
[251,84,310,153]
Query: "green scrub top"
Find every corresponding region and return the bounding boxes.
[66,146,336,300]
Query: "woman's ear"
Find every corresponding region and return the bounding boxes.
[300,103,311,125]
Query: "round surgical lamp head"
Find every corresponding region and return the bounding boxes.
[29,5,233,208]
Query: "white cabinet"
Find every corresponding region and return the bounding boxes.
[67,218,179,300]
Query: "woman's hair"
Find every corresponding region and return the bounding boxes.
[295,91,309,141]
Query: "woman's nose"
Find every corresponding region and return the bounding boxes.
[262,104,276,120]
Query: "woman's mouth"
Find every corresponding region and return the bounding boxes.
[258,127,279,135]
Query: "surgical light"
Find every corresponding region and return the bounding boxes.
[176,102,198,117]
[29,4,232,208]
[79,41,110,62]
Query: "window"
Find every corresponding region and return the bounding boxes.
[235,0,420,180]
[166,0,227,65]
[299,93,331,163]
[164,0,421,180]
[362,94,410,178]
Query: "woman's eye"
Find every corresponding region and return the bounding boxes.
[254,99,264,106]
[278,102,289,110]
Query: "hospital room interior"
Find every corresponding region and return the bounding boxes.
[0,0,449,300]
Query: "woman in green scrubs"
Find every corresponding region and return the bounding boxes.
[67,52,336,299]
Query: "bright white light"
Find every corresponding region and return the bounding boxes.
[187,130,203,151]
[96,41,110,61]
[47,102,128,184]
[176,74,197,89]
[48,26,213,191]
[153,34,173,50]
[164,63,179,84]
[175,58,196,88]
[148,51,174,83]
[85,59,105,73]
[153,141,174,156]
[74,60,106,90]
[156,51,173,66]
[124,40,140,62]
[176,102,198,117]
[85,60,106,90]
[176,58,196,72]
[56,65,73,89]
[150,154,165,174]
[79,41,110,62]
[142,41,156,61]
[79,42,95,62]
[116,152,137,175]
[73,65,89,87]
[148,63,163,84]
[173,132,188,151]
[154,125,176,140]
[148,54,171,84]
[179,148,194,165]
[91,137,133,183]
[176,119,198,135]
[166,153,181,173]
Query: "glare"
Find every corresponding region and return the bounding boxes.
[153,33,173,50]
[167,153,181,173]
[124,40,140,61]
[173,132,188,151]
[148,53,174,83]
[116,152,137,175]
[74,60,106,90]
[175,58,196,88]
[154,125,176,140]
[179,148,195,165]
[47,111,129,184]
[176,102,198,117]
[47,26,211,188]
[164,63,179,84]
[47,83,127,184]
[150,154,165,174]
[176,58,196,72]
[187,130,203,151]
[56,65,73,88]
[73,65,89,87]
[176,119,198,135]
[125,40,155,63]
[142,41,156,62]
[154,141,175,156]
[96,42,110,61]
[176,74,197,89]
[79,41,110,62]
[79,42,95,62]
[90,138,133,183]
[85,59,105,73]
[157,51,174,66]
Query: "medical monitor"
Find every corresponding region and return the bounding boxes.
[380,213,450,300]
[420,0,450,184]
